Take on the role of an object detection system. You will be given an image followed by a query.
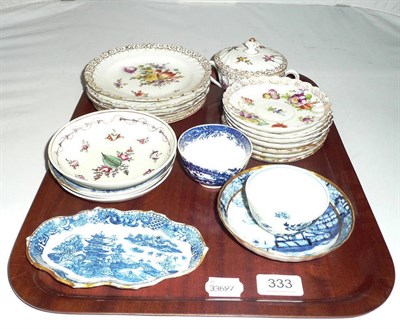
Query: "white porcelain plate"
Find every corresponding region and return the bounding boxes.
[217,165,354,262]
[48,159,174,203]
[84,43,211,102]
[223,76,332,133]
[48,110,177,190]
[26,208,208,289]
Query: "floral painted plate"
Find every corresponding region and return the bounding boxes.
[83,43,211,102]
[223,76,332,134]
[47,110,177,190]
[223,112,331,149]
[223,107,333,142]
[86,82,209,111]
[26,208,208,289]
[217,165,354,262]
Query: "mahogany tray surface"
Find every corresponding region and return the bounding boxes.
[8,76,395,317]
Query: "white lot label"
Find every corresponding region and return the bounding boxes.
[256,274,304,296]
[205,277,244,297]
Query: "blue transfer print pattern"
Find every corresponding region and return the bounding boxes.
[218,167,353,260]
[27,208,208,288]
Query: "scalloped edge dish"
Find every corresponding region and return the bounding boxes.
[26,208,208,289]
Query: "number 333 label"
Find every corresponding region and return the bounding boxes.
[256,274,304,296]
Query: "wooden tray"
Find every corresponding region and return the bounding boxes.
[8,76,395,317]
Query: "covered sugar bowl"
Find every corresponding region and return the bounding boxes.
[210,37,299,89]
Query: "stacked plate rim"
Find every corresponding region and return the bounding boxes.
[222,76,333,163]
[47,110,177,202]
[83,43,212,123]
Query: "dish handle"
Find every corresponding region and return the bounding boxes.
[209,59,224,89]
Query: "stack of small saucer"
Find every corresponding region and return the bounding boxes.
[47,110,177,202]
[222,76,333,162]
[83,43,211,123]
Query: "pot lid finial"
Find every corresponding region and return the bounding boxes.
[244,38,260,55]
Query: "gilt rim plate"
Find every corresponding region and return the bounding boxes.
[26,208,208,289]
[217,165,354,262]
[83,43,211,102]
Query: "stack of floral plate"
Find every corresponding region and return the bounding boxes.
[222,76,333,162]
[83,43,212,123]
[47,110,177,202]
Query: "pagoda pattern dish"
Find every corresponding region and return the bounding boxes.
[26,208,208,289]
[217,166,354,262]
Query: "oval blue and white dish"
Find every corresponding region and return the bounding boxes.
[217,165,354,262]
[26,208,208,289]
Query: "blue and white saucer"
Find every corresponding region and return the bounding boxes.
[217,165,354,262]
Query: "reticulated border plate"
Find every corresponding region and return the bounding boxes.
[217,165,354,262]
[83,43,211,102]
[26,207,208,289]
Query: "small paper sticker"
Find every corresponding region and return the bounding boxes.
[205,277,244,297]
[256,274,304,296]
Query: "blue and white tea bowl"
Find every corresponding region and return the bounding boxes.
[178,124,253,188]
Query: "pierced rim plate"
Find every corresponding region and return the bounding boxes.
[47,110,177,190]
[26,208,208,289]
[83,43,211,102]
[223,76,332,134]
[217,165,354,262]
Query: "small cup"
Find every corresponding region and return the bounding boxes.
[178,124,253,189]
[245,165,330,235]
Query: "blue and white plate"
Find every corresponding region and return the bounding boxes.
[26,208,208,289]
[217,165,354,262]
